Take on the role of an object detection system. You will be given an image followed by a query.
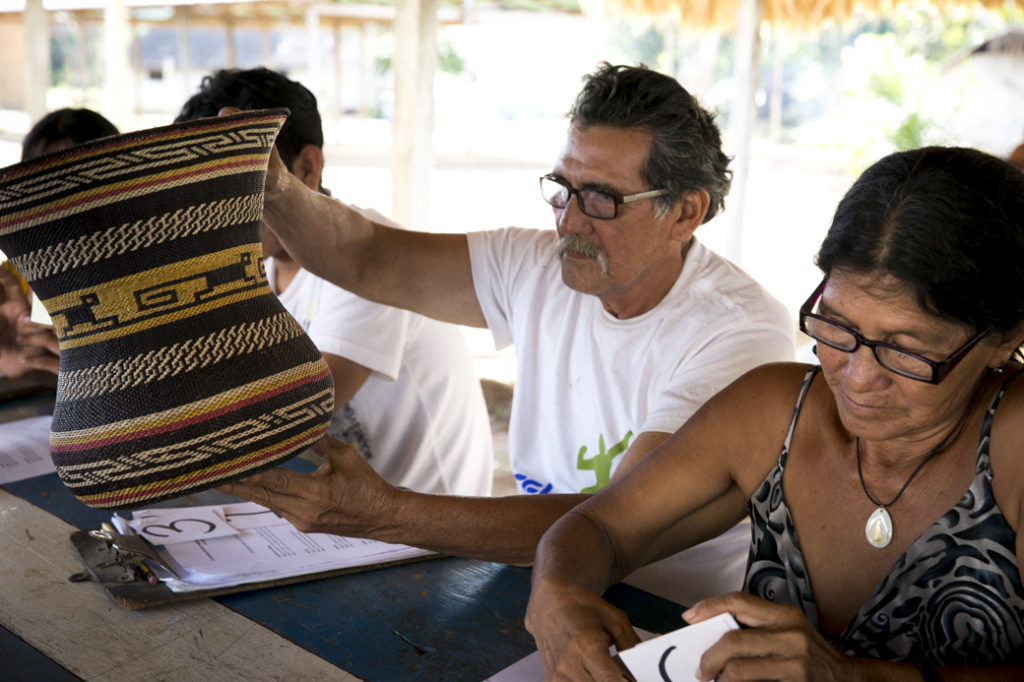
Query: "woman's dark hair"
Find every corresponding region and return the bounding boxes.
[816,146,1024,342]
[568,62,731,223]
[21,108,119,161]
[175,67,323,171]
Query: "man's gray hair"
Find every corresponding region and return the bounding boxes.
[569,62,732,223]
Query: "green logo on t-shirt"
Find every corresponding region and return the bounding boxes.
[576,430,633,493]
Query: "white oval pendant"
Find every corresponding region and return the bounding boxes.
[865,507,893,548]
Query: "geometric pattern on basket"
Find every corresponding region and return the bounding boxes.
[0,109,336,509]
[14,194,264,282]
[58,385,333,508]
[66,412,328,509]
[51,361,329,449]
[0,138,280,237]
[55,311,306,401]
[55,385,332,475]
[42,244,267,347]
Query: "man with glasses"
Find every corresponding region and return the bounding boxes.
[221,62,795,605]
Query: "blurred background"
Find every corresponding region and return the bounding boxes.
[0,0,1022,379]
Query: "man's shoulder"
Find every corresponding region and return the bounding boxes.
[654,244,794,361]
[467,226,553,252]
[679,242,788,317]
[468,227,563,296]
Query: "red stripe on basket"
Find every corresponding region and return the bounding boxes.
[81,427,326,507]
[51,367,331,453]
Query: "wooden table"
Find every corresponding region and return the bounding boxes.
[0,387,685,681]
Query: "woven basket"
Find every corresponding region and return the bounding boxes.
[0,109,334,509]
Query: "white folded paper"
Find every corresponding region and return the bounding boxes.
[618,612,739,682]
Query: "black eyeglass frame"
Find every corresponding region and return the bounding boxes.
[798,278,988,385]
[539,174,669,220]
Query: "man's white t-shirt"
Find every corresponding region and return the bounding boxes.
[266,259,493,497]
[467,228,795,605]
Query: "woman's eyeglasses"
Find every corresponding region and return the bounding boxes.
[799,279,987,384]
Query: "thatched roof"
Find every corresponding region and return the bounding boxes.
[602,0,1022,30]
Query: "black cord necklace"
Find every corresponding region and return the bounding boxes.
[856,436,946,549]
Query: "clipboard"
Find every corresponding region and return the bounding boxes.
[69,529,441,610]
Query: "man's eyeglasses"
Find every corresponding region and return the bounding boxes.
[798,279,988,384]
[539,174,669,220]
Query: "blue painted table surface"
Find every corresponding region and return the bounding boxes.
[2,391,686,681]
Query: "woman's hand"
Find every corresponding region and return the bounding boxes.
[684,592,852,682]
[525,578,640,681]
[0,265,59,378]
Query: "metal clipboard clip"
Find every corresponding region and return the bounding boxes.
[86,523,180,581]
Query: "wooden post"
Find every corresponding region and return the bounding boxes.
[23,0,49,126]
[723,0,764,265]
[359,22,377,118]
[176,8,192,102]
[102,0,132,129]
[391,0,437,229]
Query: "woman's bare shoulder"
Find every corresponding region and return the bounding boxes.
[683,363,822,485]
[717,362,820,411]
[989,368,1024,532]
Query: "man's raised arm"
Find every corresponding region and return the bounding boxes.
[261,147,487,328]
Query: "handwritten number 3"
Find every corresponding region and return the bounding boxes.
[658,645,677,682]
[142,519,217,538]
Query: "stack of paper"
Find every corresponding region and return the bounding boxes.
[0,415,55,484]
[110,501,434,593]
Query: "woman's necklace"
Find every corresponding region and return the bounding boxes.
[856,437,944,549]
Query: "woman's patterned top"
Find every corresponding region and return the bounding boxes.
[744,366,1024,666]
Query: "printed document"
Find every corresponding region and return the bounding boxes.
[111,501,434,593]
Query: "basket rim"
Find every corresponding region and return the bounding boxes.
[0,107,290,180]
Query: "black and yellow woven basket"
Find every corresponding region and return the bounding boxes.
[0,109,334,509]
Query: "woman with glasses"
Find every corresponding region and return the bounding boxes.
[526,146,1024,681]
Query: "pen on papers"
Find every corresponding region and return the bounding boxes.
[123,525,160,585]
[136,561,159,585]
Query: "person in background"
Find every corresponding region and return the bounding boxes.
[1,107,119,379]
[218,62,795,606]
[175,68,492,496]
[20,107,118,160]
[526,146,1024,680]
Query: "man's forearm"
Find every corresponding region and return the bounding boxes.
[376,491,589,565]
[263,169,377,296]
[261,160,485,327]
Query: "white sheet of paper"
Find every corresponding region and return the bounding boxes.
[0,415,55,484]
[618,613,739,682]
[219,502,291,530]
[29,293,53,325]
[484,628,657,682]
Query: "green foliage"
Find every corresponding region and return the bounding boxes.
[607,20,664,67]
[890,111,928,150]
[437,38,465,75]
[867,69,905,106]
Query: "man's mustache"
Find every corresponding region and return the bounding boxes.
[555,235,610,275]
